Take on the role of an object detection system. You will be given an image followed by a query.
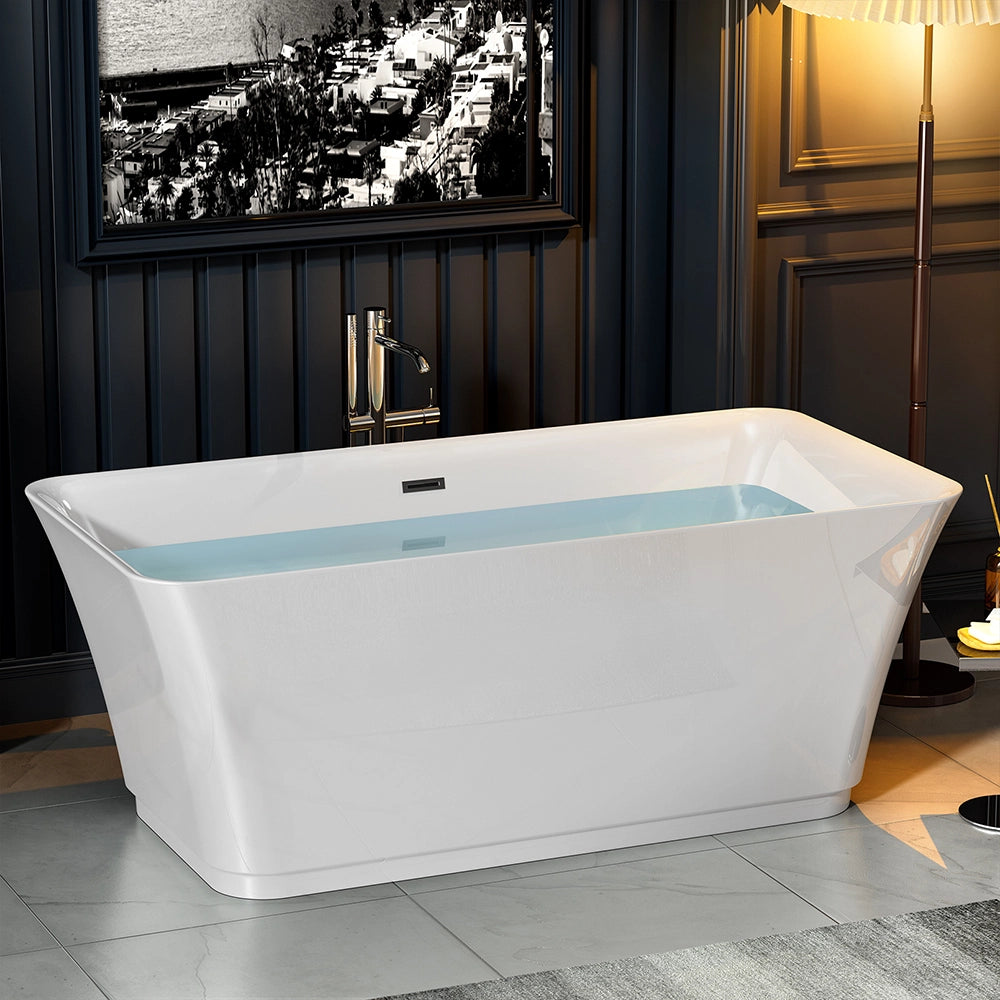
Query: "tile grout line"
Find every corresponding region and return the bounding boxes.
[62,944,117,1000]
[395,885,509,983]
[0,870,61,950]
[717,839,843,926]
[0,789,132,816]
[872,715,1000,789]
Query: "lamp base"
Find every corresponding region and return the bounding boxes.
[958,795,1000,833]
[880,658,975,707]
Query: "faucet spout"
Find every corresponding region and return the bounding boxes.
[347,306,440,446]
[374,332,430,374]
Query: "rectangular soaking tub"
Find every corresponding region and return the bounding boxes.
[26,409,961,898]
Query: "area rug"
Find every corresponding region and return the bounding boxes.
[384,898,1000,1000]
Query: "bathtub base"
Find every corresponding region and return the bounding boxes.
[137,790,852,899]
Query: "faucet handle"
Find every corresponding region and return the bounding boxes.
[345,314,358,416]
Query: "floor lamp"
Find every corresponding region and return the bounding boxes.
[779,0,1000,707]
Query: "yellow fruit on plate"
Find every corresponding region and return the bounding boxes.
[957,627,1000,652]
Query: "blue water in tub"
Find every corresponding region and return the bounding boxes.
[114,484,810,582]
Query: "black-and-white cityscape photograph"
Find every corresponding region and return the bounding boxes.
[97,1,556,227]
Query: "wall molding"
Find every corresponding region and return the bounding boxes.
[788,139,1000,175]
[0,653,105,724]
[784,11,1000,174]
[777,239,999,410]
[776,240,999,553]
[758,187,1000,228]
[923,570,985,601]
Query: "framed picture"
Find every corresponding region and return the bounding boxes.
[69,0,583,263]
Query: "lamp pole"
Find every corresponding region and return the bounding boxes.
[881,24,974,706]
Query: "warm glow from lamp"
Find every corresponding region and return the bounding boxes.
[780,0,1000,25]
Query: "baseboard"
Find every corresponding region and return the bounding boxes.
[922,571,983,602]
[0,652,106,724]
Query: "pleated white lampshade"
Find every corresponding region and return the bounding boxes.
[780,0,1000,24]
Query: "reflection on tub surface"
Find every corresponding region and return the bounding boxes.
[114,484,810,581]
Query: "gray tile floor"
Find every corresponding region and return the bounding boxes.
[2,672,998,1000]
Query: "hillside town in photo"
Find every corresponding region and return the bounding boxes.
[98,1,555,226]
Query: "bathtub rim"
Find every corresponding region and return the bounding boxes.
[25,407,964,587]
[26,486,958,588]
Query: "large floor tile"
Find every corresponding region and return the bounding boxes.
[408,847,833,977]
[68,895,499,1000]
[0,796,401,946]
[398,835,720,894]
[730,813,1000,923]
[850,718,999,855]
[0,878,57,957]
[878,678,1000,784]
[0,948,108,1000]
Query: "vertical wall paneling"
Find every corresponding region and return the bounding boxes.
[437,238,452,437]
[49,0,96,484]
[302,248,342,452]
[143,263,161,463]
[353,244,392,318]
[201,257,247,461]
[153,260,199,465]
[485,236,500,430]
[444,238,488,436]
[540,230,581,427]
[621,0,637,418]
[586,0,626,423]
[243,257,260,455]
[669,0,731,414]
[2,0,51,657]
[722,0,757,409]
[533,232,545,425]
[253,253,297,456]
[193,257,211,459]
[627,0,671,418]
[55,262,98,476]
[396,240,440,442]
[0,4,60,656]
[1,179,13,659]
[31,0,71,703]
[494,234,534,431]
[101,267,148,470]
[291,249,308,449]
[32,0,61,486]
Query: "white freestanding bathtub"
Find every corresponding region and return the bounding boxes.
[27,408,961,899]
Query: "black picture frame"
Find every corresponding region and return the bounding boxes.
[69,1,583,264]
